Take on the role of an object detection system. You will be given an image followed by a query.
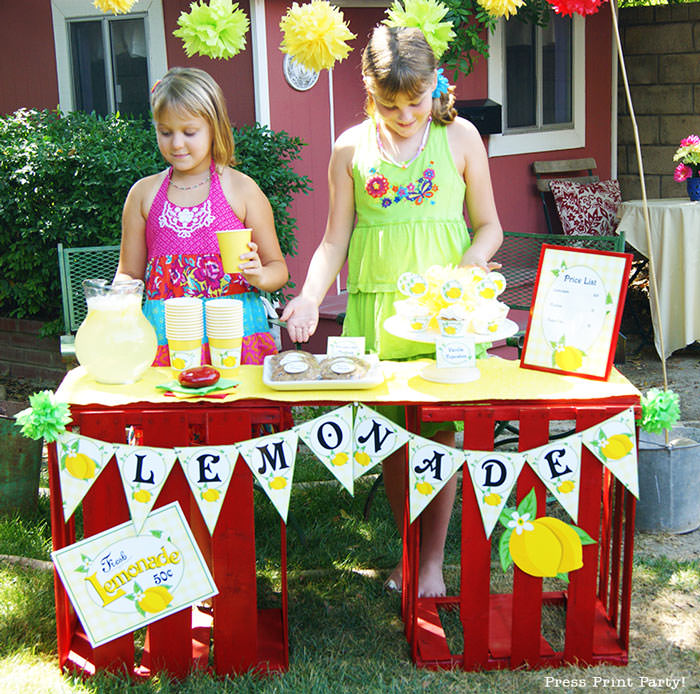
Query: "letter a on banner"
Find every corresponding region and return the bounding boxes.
[464,451,526,539]
[113,444,177,533]
[352,404,409,480]
[237,429,298,523]
[296,404,354,494]
[527,434,582,523]
[174,446,239,535]
[56,432,116,522]
[408,433,465,523]
[581,408,639,498]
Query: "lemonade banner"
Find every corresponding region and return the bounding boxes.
[113,444,177,534]
[526,435,583,524]
[174,445,240,535]
[581,408,639,498]
[352,404,409,480]
[237,428,298,523]
[464,451,527,539]
[407,432,466,524]
[56,432,118,522]
[51,501,218,648]
[296,404,355,495]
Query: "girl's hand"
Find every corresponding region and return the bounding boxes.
[239,241,264,282]
[460,247,501,272]
[280,296,319,344]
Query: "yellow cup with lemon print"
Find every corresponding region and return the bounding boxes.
[167,338,202,372]
[209,337,243,377]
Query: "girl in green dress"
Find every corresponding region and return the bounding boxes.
[282,25,503,597]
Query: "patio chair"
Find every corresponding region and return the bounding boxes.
[57,243,121,363]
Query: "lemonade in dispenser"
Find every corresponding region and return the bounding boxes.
[75,279,157,384]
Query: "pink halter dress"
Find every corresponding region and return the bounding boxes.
[143,161,276,366]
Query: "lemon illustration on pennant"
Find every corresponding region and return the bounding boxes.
[354,451,371,467]
[483,491,502,507]
[201,488,220,502]
[133,489,151,503]
[269,476,287,490]
[557,480,576,494]
[331,452,349,467]
[138,586,173,613]
[553,345,584,371]
[64,452,97,480]
[601,434,633,460]
[415,480,434,496]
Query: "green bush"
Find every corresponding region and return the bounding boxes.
[0,108,311,326]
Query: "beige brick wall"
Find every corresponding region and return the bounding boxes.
[618,3,700,200]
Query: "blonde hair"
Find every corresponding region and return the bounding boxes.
[150,67,235,168]
[361,25,456,126]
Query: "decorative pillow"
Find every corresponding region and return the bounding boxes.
[549,179,622,236]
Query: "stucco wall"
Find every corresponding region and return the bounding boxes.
[618,2,700,199]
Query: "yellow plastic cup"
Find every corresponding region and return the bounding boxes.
[216,228,252,274]
[209,336,243,376]
[168,338,202,372]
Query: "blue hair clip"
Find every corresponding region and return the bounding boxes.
[432,68,449,99]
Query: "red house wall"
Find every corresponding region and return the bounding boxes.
[0,1,59,113]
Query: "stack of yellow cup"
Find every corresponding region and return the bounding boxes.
[164,297,203,371]
[205,298,244,376]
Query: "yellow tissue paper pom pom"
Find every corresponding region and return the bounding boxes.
[280,1,356,73]
[93,0,136,13]
[384,0,455,61]
[476,0,525,19]
[174,0,250,60]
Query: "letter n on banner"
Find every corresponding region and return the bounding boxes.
[296,404,354,494]
[174,446,239,535]
[527,433,582,523]
[237,429,298,523]
[464,451,526,539]
[352,404,409,480]
[408,433,465,523]
[113,444,177,533]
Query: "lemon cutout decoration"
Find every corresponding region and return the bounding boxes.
[498,488,595,579]
[601,433,634,460]
[63,452,97,480]
[133,489,151,503]
[201,488,220,502]
[354,451,371,467]
[415,480,434,496]
[331,452,349,467]
[268,475,287,490]
[552,343,585,372]
[483,491,502,507]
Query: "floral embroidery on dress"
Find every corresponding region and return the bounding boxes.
[158,199,215,238]
[365,166,438,208]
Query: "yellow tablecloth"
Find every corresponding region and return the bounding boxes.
[617,198,700,358]
[56,358,640,407]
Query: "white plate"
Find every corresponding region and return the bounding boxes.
[262,354,384,391]
[383,315,520,345]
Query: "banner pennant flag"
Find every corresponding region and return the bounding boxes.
[237,429,298,523]
[175,445,239,535]
[352,404,409,480]
[113,444,177,534]
[296,404,355,495]
[526,433,583,523]
[56,432,116,522]
[465,450,527,539]
[407,433,465,523]
[581,407,639,498]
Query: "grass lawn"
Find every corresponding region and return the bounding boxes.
[1,439,698,694]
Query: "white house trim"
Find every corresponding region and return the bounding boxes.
[487,15,585,158]
[50,0,168,113]
[250,0,271,127]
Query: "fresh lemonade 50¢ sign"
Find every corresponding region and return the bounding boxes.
[52,502,217,647]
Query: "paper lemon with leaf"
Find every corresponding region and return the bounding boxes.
[354,450,371,467]
[137,586,173,614]
[62,447,97,480]
[498,489,595,579]
[589,428,635,462]
[550,337,585,372]
[415,478,434,496]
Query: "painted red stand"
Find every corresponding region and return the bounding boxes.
[402,398,639,671]
[48,401,291,679]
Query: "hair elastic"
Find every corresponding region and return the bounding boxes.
[150,79,162,94]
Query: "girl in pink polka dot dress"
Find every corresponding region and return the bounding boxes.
[116,67,288,366]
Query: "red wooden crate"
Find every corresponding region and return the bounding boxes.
[402,400,638,671]
[48,402,291,679]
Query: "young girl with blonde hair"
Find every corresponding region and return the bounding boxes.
[282,25,503,597]
[117,67,288,366]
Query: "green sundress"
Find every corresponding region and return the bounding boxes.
[343,118,472,360]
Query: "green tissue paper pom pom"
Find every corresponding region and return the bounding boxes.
[640,388,680,434]
[14,390,72,443]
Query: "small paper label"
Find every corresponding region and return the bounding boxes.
[436,336,476,369]
[327,336,365,358]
